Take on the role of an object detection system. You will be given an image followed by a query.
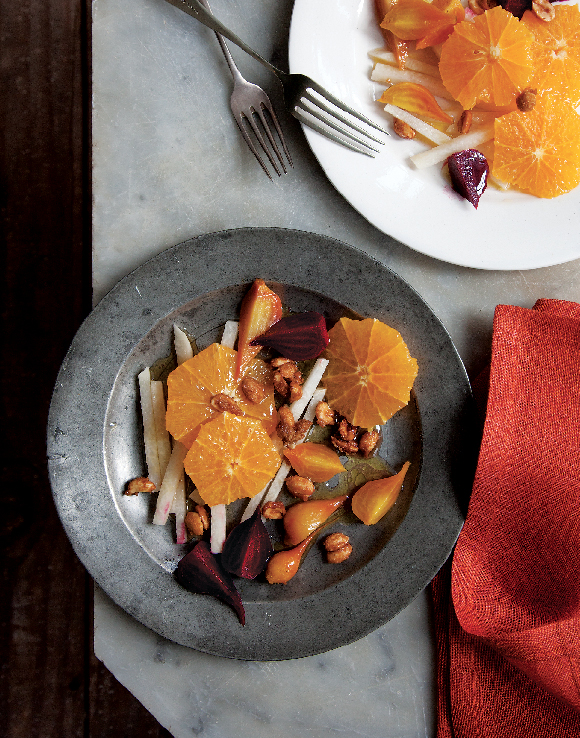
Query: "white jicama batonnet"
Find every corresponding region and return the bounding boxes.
[210,503,227,554]
[150,380,171,477]
[371,63,453,100]
[220,320,239,350]
[209,320,239,553]
[288,358,328,420]
[152,441,188,526]
[383,104,451,145]
[240,385,328,522]
[138,367,163,488]
[171,472,187,544]
[173,324,194,365]
[410,125,495,169]
[167,325,195,542]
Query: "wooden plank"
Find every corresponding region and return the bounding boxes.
[0,0,170,734]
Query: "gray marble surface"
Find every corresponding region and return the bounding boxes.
[92,0,580,735]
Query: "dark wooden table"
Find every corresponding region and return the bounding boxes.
[1,1,170,734]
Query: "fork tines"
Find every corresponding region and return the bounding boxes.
[294,82,388,157]
[236,104,293,180]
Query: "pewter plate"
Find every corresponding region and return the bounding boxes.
[47,227,477,660]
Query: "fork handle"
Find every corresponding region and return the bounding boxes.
[165,0,286,80]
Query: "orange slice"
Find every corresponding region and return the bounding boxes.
[322,317,418,428]
[522,4,580,108]
[166,342,276,448]
[492,92,580,199]
[439,5,533,110]
[184,413,281,506]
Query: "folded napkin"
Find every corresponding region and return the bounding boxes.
[430,299,580,737]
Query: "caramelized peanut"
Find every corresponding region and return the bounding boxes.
[286,476,315,501]
[124,477,156,495]
[315,401,335,427]
[240,376,266,404]
[359,429,380,458]
[262,501,286,519]
[210,393,243,415]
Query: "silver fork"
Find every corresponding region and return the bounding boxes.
[199,0,292,179]
[165,0,387,156]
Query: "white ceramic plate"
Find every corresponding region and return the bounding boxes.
[288,0,580,270]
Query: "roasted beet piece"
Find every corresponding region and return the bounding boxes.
[447,149,489,209]
[221,509,273,579]
[250,312,329,361]
[176,540,245,625]
[497,0,532,19]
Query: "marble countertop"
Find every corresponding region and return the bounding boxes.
[92,1,580,735]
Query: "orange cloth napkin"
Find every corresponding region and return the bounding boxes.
[430,299,580,737]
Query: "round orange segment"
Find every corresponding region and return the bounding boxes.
[184,413,281,506]
[522,4,580,108]
[166,342,276,448]
[493,92,580,198]
[439,5,533,110]
[322,317,418,428]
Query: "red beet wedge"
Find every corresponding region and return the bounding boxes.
[221,509,273,579]
[250,312,329,361]
[447,149,489,209]
[176,541,245,625]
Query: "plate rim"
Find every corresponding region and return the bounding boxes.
[47,226,478,660]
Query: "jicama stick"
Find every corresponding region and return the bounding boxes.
[152,441,188,525]
[383,104,451,145]
[171,472,187,544]
[207,320,240,552]
[289,358,329,420]
[371,63,453,101]
[210,504,227,554]
[138,367,162,488]
[173,324,194,365]
[221,320,239,349]
[150,380,171,478]
[410,125,495,169]
[241,386,328,521]
[368,48,440,78]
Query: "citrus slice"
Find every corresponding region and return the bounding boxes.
[492,92,580,198]
[184,413,281,506]
[322,317,418,428]
[522,4,580,108]
[166,342,276,448]
[439,5,533,110]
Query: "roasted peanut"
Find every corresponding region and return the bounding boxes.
[289,381,303,403]
[324,533,352,563]
[185,511,205,537]
[337,418,358,442]
[359,429,380,458]
[277,361,300,381]
[262,501,286,519]
[315,401,335,427]
[124,477,156,495]
[273,371,290,397]
[393,118,416,139]
[532,0,555,21]
[210,393,243,415]
[516,88,537,112]
[286,476,315,501]
[270,357,292,368]
[240,376,266,404]
[331,436,359,455]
